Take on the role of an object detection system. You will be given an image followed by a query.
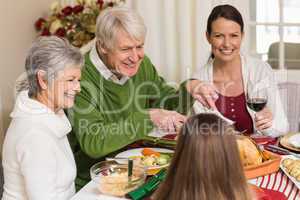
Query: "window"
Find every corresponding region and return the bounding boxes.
[249,0,300,69]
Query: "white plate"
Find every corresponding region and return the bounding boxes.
[289,134,300,148]
[115,148,174,170]
[148,129,170,138]
[280,155,300,189]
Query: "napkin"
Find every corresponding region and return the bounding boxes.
[125,169,167,200]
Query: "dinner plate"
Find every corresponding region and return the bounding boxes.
[116,147,174,159]
[148,129,171,138]
[148,129,177,141]
[115,148,174,175]
[280,155,300,189]
[280,132,300,152]
[250,135,277,145]
[288,134,300,148]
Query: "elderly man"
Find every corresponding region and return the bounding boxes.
[67,6,195,189]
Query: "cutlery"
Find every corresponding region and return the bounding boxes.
[265,144,300,159]
[127,159,133,188]
[256,144,271,161]
[106,157,130,164]
[202,107,235,125]
[234,129,247,135]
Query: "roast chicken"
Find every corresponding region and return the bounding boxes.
[236,136,263,166]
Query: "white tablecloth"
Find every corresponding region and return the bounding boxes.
[70,181,126,200]
[71,170,300,200]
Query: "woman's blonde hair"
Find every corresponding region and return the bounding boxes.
[153,113,253,200]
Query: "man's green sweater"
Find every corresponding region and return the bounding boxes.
[67,54,193,189]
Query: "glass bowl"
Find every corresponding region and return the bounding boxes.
[90,160,146,197]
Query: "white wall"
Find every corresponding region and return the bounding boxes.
[0,0,54,153]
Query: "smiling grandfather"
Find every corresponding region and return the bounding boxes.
[67,6,196,190]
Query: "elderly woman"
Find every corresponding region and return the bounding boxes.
[2,36,83,200]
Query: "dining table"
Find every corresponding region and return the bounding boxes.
[71,132,300,200]
[70,170,300,200]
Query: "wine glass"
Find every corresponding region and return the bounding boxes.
[246,81,268,135]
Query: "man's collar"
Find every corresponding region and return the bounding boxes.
[89,44,129,85]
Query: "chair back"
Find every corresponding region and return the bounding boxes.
[278,82,300,132]
[268,42,300,69]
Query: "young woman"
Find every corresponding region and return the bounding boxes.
[153,113,253,200]
[2,36,83,200]
[187,5,288,136]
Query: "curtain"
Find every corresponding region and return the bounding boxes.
[126,0,209,83]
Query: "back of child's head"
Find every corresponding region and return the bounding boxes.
[154,113,253,200]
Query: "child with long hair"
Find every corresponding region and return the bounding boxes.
[153,113,253,200]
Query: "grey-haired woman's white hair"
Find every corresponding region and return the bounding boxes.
[95,6,147,50]
[22,36,83,97]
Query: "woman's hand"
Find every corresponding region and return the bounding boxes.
[186,80,219,110]
[255,107,273,131]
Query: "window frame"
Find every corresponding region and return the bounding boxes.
[249,0,300,70]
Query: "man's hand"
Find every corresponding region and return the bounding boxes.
[186,80,219,110]
[149,109,187,133]
[255,107,273,131]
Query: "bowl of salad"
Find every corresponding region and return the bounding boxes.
[90,160,146,197]
[115,148,173,175]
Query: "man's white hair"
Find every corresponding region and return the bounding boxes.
[95,6,147,50]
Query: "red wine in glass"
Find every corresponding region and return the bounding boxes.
[246,81,268,135]
[246,98,267,112]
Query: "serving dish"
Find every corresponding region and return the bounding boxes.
[280,155,300,189]
[244,150,281,179]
